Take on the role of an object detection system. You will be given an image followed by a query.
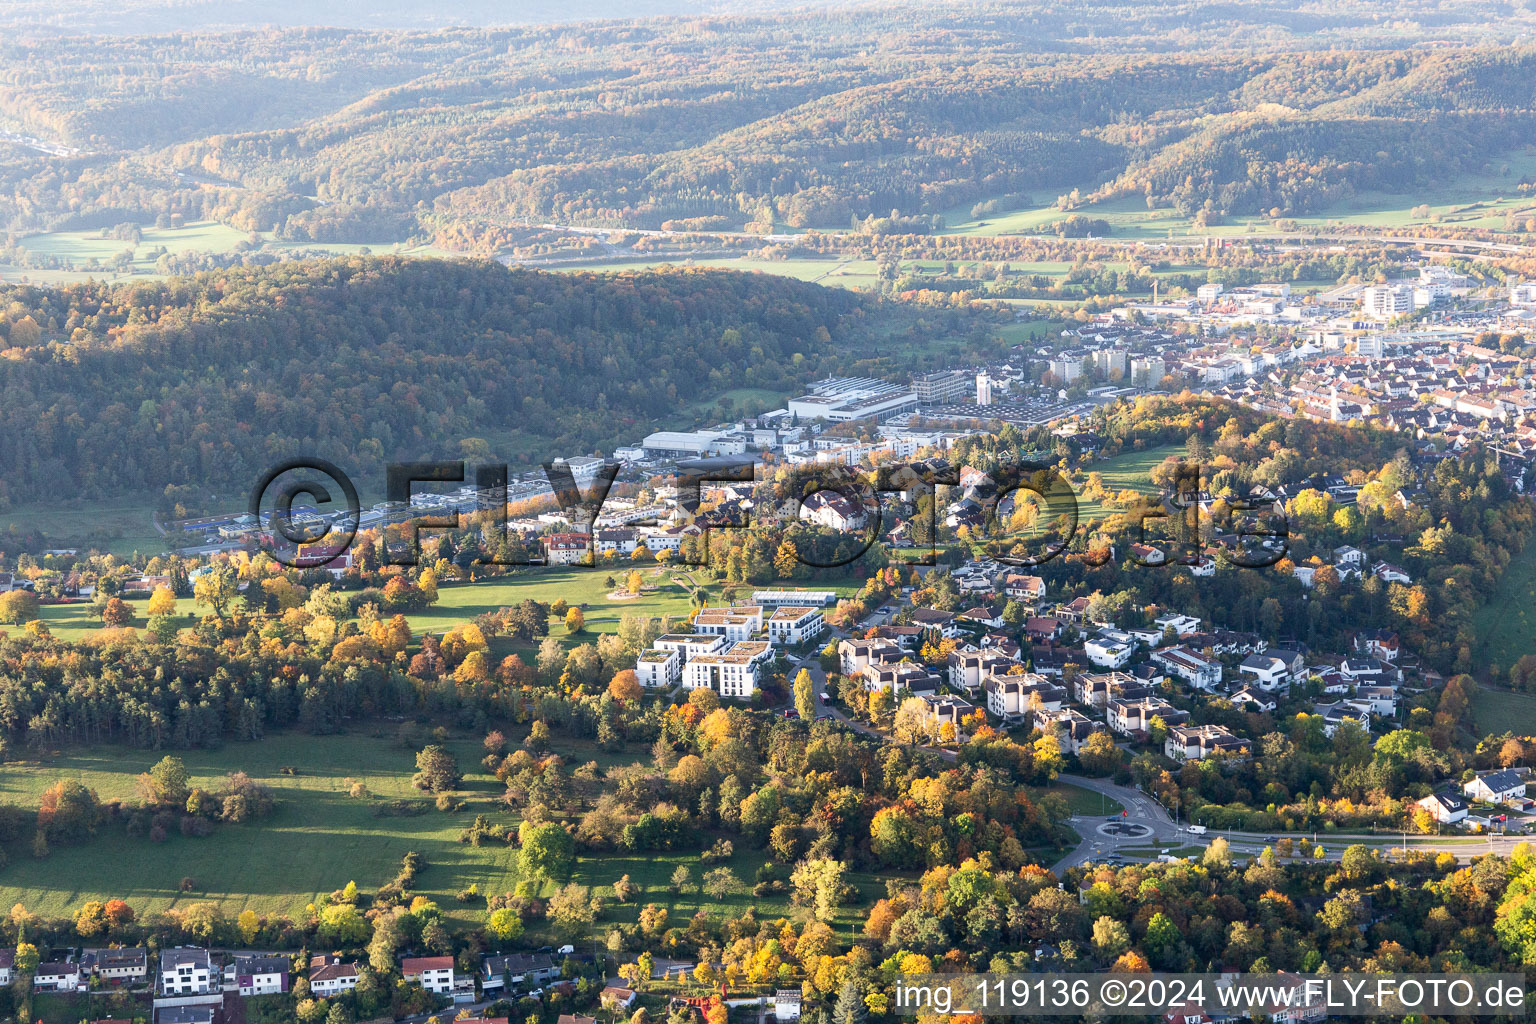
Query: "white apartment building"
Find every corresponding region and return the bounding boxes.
[693,606,763,642]
[1151,645,1222,690]
[160,949,217,995]
[766,606,825,646]
[1106,695,1187,736]
[1164,723,1248,761]
[683,641,772,698]
[635,633,728,688]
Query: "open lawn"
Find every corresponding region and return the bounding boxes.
[1475,535,1536,674]
[1470,688,1536,738]
[1045,782,1124,817]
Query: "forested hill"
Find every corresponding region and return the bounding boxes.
[7,5,1536,240]
[0,258,865,505]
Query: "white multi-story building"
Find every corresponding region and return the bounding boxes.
[1510,281,1536,308]
[984,672,1065,720]
[635,647,681,689]
[1106,695,1188,736]
[160,949,217,995]
[1085,634,1135,669]
[1362,284,1412,319]
[1152,645,1222,690]
[766,606,825,646]
[402,957,455,994]
[635,633,728,688]
[682,641,772,698]
[948,649,1016,692]
[1164,723,1248,761]
[693,606,763,642]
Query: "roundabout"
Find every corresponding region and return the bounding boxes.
[1097,820,1152,839]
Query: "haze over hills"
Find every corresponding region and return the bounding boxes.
[0,0,865,34]
[4,1,1536,249]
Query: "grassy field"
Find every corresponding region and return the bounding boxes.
[1046,782,1124,817]
[1470,688,1536,737]
[1,221,451,285]
[938,147,1536,241]
[0,498,165,558]
[1475,536,1536,673]
[0,729,889,933]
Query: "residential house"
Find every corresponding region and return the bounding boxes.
[1415,791,1469,825]
[1154,613,1202,636]
[775,990,803,1021]
[800,491,869,531]
[601,987,638,1011]
[230,954,289,996]
[1024,616,1064,643]
[1353,629,1401,662]
[1227,686,1276,713]
[481,953,559,993]
[0,949,12,986]
[33,961,80,991]
[593,528,638,555]
[1353,685,1399,716]
[541,532,591,566]
[911,608,963,638]
[1056,596,1092,623]
[1002,573,1046,607]
[1465,769,1527,806]
[307,956,361,997]
[402,956,455,994]
[1085,632,1135,669]
[1372,561,1411,584]
[1238,653,1291,691]
[81,947,146,986]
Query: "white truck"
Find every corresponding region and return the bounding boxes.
[1184,824,1207,835]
